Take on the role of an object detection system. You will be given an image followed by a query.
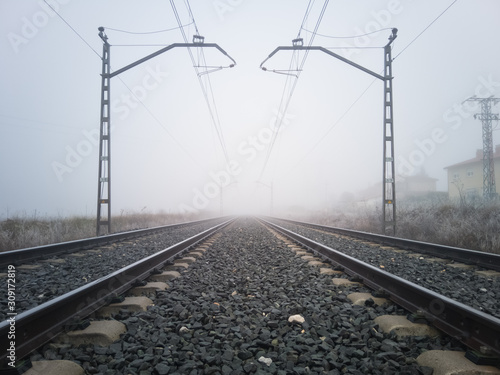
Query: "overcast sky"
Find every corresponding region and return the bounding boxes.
[1,0,500,219]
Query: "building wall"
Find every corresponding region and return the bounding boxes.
[398,177,437,198]
[447,160,500,199]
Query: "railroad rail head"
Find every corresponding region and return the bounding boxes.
[259,218,500,361]
[0,218,235,369]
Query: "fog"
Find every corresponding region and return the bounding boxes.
[1,0,500,219]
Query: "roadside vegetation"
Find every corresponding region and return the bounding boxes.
[3,196,500,255]
[0,211,206,252]
[306,193,500,255]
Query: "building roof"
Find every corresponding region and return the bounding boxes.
[444,145,500,169]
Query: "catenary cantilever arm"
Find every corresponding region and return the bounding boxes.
[109,43,236,78]
[260,45,385,81]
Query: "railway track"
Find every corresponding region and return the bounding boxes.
[0,218,233,371]
[0,218,227,320]
[260,219,500,360]
[0,218,225,268]
[270,218,500,272]
[267,218,500,321]
[1,217,499,374]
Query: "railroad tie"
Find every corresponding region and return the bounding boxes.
[424,257,448,264]
[347,292,391,307]
[129,281,169,297]
[97,296,154,318]
[374,315,440,338]
[267,226,332,270]
[300,255,319,261]
[416,350,500,375]
[16,264,41,270]
[319,268,343,275]
[23,360,85,375]
[174,256,197,268]
[294,250,309,256]
[331,278,362,287]
[150,270,181,282]
[40,258,66,264]
[55,320,126,347]
[447,262,475,270]
[308,260,327,267]
[476,270,500,278]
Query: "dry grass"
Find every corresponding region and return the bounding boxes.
[306,196,500,254]
[0,211,206,252]
[5,198,500,255]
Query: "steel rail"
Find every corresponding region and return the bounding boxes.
[272,217,500,272]
[0,218,234,368]
[261,218,500,358]
[0,217,222,268]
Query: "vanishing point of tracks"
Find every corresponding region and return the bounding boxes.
[1,217,500,374]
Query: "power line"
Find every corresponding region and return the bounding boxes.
[262,0,329,170]
[182,0,233,184]
[169,0,231,166]
[297,0,314,39]
[284,78,378,175]
[42,0,100,58]
[41,0,208,173]
[115,76,206,171]
[111,44,177,47]
[324,46,384,50]
[104,22,193,35]
[301,27,394,39]
[184,0,200,35]
[259,0,330,181]
[393,0,458,60]
[280,0,459,178]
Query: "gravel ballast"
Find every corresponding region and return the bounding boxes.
[33,218,464,374]
[0,219,226,320]
[270,219,500,320]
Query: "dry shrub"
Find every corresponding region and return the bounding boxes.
[307,197,500,254]
[0,211,207,252]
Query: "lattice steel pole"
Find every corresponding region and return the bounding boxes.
[96,27,111,236]
[382,32,397,235]
[466,97,499,201]
[94,30,236,235]
[477,98,499,200]
[260,29,398,235]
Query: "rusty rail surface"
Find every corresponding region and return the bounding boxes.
[0,218,234,369]
[272,217,500,272]
[0,217,223,268]
[261,218,500,359]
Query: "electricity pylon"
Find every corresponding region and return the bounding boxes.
[465,96,500,200]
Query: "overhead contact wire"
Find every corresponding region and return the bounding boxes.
[282,0,459,177]
[258,0,330,181]
[301,27,394,39]
[41,0,207,172]
[104,22,193,34]
[170,0,231,166]
[393,0,458,60]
